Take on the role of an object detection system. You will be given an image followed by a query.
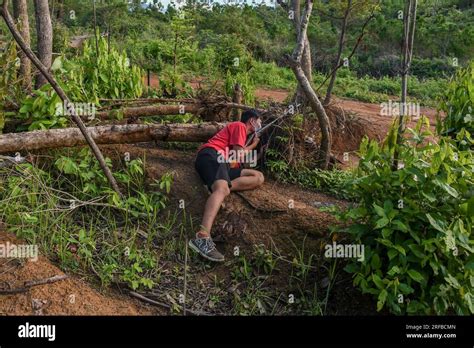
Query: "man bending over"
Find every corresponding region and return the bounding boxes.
[190,109,265,262]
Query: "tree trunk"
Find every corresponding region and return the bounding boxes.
[324,0,352,105]
[0,123,226,153]
[287,0,332,169]
[33,0,52,89]
[232,83,243,121]
[393,0,417,170]
[12,0,31,91]
[289,62,332,169]
[292,0,312,106]
[95,104,202,120]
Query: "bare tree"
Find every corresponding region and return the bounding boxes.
[393,0,417,170]
[286,0,332,169]
[322,0,378,105]
[0,0,122,196]
[323,0,352,105]
[12,0,31,91]
[33,0,52,88]
[277,0,312,106]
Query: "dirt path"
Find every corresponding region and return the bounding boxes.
[0,230,162,315]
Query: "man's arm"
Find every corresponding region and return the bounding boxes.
[232,136,259,164]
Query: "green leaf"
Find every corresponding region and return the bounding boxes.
[375,217,390,229]
[393,244,406,256]
[373,203,386,217]
[51,57,63,71]
[426,213,445,233]
[372,273,384,289]
[392,220,408,232]
[433,178,459,198]
[407,269,424,283]
[371,254,381,270]
[377,289,388,311]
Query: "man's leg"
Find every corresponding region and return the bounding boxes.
[197,179,230,238]
[230,169,264,192]
[189,179,229,262]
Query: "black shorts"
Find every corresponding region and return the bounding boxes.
[195,147,243,192]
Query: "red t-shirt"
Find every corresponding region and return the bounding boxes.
[199,122,247,158]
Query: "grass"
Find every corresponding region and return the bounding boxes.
[248,60,448,107]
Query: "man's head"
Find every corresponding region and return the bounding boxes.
[241,109,262,134]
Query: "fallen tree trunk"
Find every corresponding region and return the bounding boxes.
[3,102,265,130]
[95,104,202,120]
[0,123,226,153]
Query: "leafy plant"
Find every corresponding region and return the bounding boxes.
[338,118,473,315]
[18,84,67,130]
[438,60,474,139]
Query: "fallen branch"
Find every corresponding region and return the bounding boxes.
[0,275,68,295]
[235,192,287,213]
[0,122,226,153]
[129,291,210,316]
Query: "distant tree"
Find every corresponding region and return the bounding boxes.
[393,0,417,170]
[12,0,31,91]
[33,0,53,88]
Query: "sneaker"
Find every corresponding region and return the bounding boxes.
[189,237,225,262]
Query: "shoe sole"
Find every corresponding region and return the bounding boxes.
[188,240,225,262]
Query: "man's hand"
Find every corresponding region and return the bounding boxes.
[252,134,260,146]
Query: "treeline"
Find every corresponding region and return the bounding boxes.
[42,0,474,80]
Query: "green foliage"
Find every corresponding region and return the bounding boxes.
[18,84,67,130]
[438,61,474,138]
[65,37,144,103]
[313,71,447,106]
[266,146,355,200]
[338,119,474,315]
[15,37,144,130]
[0,42,23,132]
[0,149,173,290]
[225,70,255,105]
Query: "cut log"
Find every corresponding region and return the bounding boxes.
[95,104,202,120]
[0,123,226,153]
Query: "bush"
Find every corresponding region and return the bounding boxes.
[338,119,474,315]
[438,61,474,139]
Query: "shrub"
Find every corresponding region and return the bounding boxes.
[338,119,474,315]
[438,61,474,139]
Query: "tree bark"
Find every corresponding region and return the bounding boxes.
[95,104,202,120]
[292,0,312,106]
[33,0,52,89]
[232,83,243,121]
[0,123,226,153]
[12,0,31,91]
[393,0,417,170]
[1,0,122,196]
[287,0,332,169]
[324,0,352,105]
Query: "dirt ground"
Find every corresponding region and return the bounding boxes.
[0,229,162,315]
